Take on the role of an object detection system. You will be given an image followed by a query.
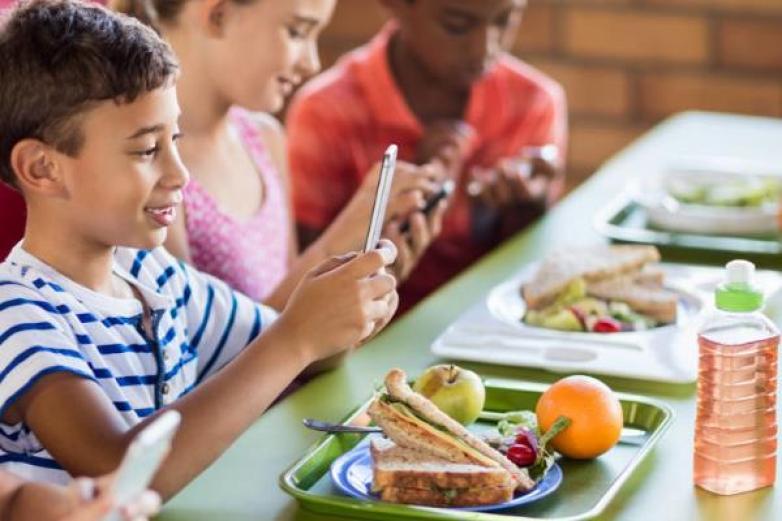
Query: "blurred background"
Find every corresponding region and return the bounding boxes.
[310,0,782,193]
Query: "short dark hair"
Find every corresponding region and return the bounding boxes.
[0,0,178,188]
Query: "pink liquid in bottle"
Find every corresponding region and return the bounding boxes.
[694,261,779,495]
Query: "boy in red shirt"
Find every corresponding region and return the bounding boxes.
[288,0,567,312]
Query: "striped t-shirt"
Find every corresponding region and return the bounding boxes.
[0,244,276,484]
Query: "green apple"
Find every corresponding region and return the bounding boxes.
[413,365,485,425]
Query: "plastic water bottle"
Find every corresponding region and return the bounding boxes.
[694,260,779,495]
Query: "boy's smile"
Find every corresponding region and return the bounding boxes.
[53,84,189,251]
[145,201,180,227]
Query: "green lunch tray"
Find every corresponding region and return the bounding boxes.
[593,195,782,267]
[279,378,674,521]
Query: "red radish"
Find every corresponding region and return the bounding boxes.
[507,443,536,467]
[592,317,622,333]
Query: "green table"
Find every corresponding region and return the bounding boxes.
[160,112,782,521]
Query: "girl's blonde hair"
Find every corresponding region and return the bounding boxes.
[111,0,255,32]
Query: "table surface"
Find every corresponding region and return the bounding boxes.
[159,112,782,521]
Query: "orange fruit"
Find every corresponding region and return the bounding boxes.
[535,375,623,459]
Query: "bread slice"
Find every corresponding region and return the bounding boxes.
[587,276,678,323]
[633,265,665,287]
[370,438,515,507]
[376,485,514,507]
[370,438,514,490]
[522,245,661,310]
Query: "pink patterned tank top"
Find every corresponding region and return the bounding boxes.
[183,108,289,302]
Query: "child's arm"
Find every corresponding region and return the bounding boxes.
[7,246,396,501]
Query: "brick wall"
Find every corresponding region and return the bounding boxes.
[313,0,782,191]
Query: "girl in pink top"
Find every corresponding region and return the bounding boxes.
[182,107,288,302]
[114,0,448,312]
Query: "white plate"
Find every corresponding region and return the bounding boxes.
[431,263,781,384]
[633,159,781,235]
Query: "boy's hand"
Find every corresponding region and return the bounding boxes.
[61,476,160,521]
[280,240,398,363]
[417,120,475,175]
[383,161,446,221]
[322,161,444,256]
[7,475,160,521]
[358,160,446,222]
[384,196,448,282]
[467,145,559,209]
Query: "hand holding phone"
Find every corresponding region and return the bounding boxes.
[364,144,398,252]
[102,411,181,521]
[399,180,454,234]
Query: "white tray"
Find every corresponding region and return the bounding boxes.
[431,263,782,383]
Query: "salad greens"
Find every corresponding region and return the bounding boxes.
[667,175,781,208]
[492,410,571,482]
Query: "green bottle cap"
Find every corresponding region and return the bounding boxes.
[715,260,763,312]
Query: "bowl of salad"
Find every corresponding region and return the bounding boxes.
[636,161,782,235]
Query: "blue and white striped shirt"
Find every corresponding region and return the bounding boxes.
[0,244,276,484]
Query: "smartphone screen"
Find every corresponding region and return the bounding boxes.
[103,411,181,521]
[364,144,398,252]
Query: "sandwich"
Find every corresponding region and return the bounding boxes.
[520,245,678,332]
[370,437,515,507]
[367,368,534,507]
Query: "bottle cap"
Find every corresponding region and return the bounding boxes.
[715,260,763,312]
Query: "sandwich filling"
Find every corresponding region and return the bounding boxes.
[377,395,498,468]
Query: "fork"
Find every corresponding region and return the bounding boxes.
[302,418,382,434]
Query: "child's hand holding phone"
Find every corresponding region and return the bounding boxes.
[3,414,172,521]
[417,120,475,175]
[59,476,160,521]
[467,144,560,209]
[383,177,453,282]
[363,144,448,283]
[99,411,179,521]
[279,239,398,363]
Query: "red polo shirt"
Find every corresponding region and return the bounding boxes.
[287,24,567,311]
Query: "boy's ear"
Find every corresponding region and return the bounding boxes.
[10,139,69,198]
[200,0,231,38]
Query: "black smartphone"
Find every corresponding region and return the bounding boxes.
[399,180,454,234]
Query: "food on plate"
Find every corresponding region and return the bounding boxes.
[667,174,781,208]
[412,364,485,425]
[484,410,569,482]
[367,368,535,506]
[535,375,623,460]
[521,245,678,332]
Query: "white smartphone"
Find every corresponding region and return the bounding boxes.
[364,144,398,253]
[103,410,181,521]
